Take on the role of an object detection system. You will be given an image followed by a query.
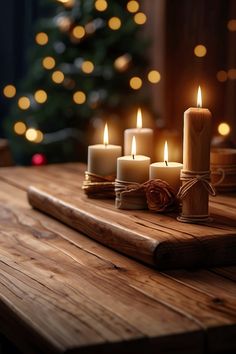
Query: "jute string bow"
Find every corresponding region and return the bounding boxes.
[177,170,216,200]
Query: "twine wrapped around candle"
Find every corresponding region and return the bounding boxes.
[82,171,115,198]
[177,170,216,223]
[115,178,179,211]
[115,179,147,209]
[177,170,216,200]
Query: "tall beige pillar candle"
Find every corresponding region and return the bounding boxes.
[180,87,212,221]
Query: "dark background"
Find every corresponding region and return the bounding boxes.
[0,0,39,137]
[1,0,236,142]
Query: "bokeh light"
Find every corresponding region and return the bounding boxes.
[18,96,30,110]
[81,61,94,74]
[148,70,161,83]
[72,26,85,39]
[31,153,47,166]
[218,122,231,136]
[34,130,44,143]
[114,54,131,72]
[51,70,65,84]
[194,44,207,57]
[25,128,44,143]
[127,1,139,13]
[34,90,47,104]
[14,121,27,135]
[129,77,142,90]
[57,0,75,7]
[57,17,71,32]
[73,91,86,104]
[134,12,147,25]
[227,19,236,32]
[35,32,48,46]
[3,84,16,98]
[95,0,108,11]
[25,128,38,142]
[42,57,56,70]
[108,17,121,30]
[216,70,227,82]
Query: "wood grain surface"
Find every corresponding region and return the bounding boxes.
[0,164,236,354]
[17,164,236,269]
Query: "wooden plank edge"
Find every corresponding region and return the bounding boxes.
[27,186,157,267]
[154,234,236,269]
[27,186,236,270]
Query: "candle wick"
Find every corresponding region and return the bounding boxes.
[165,160,168,166]
[132,154,135,160]
[104,143,107,148]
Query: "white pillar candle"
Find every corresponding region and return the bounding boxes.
[117,136,150,183]
[88,123,122,176]
[149,141,183,193]
[124,108,153,159]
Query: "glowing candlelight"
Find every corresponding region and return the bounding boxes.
[136,108,142,129]
[164,141,168,166]
[103,123,109,146]
[197,86,202,108]
[131,136,136,159]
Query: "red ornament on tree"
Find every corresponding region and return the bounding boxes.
[31,153,47,166]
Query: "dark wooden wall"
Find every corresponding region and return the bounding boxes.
[145,0,236,143]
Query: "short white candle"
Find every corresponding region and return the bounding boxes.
[117,136,150,183]
[150,141,183,193]
[88,123,122,176]
[124,108,153,159]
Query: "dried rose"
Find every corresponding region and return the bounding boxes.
[144,179,179,212]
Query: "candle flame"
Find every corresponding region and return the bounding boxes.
[131,136,136,159]
[103,123,109,145]
[136,108,142,129]
[197,86,202,108]
[164,141,168,165]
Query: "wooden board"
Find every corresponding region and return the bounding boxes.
[22,165,236,270]
[0,164,236,354]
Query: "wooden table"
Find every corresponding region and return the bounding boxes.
[0,163,236,354]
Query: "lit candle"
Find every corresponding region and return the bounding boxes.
[149,141,183,193]
[117,136,150,183]
[180,86,212,219]
[88,123,122,176]
[124,108,153,159]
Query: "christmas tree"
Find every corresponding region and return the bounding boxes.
[4,0,154,165]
